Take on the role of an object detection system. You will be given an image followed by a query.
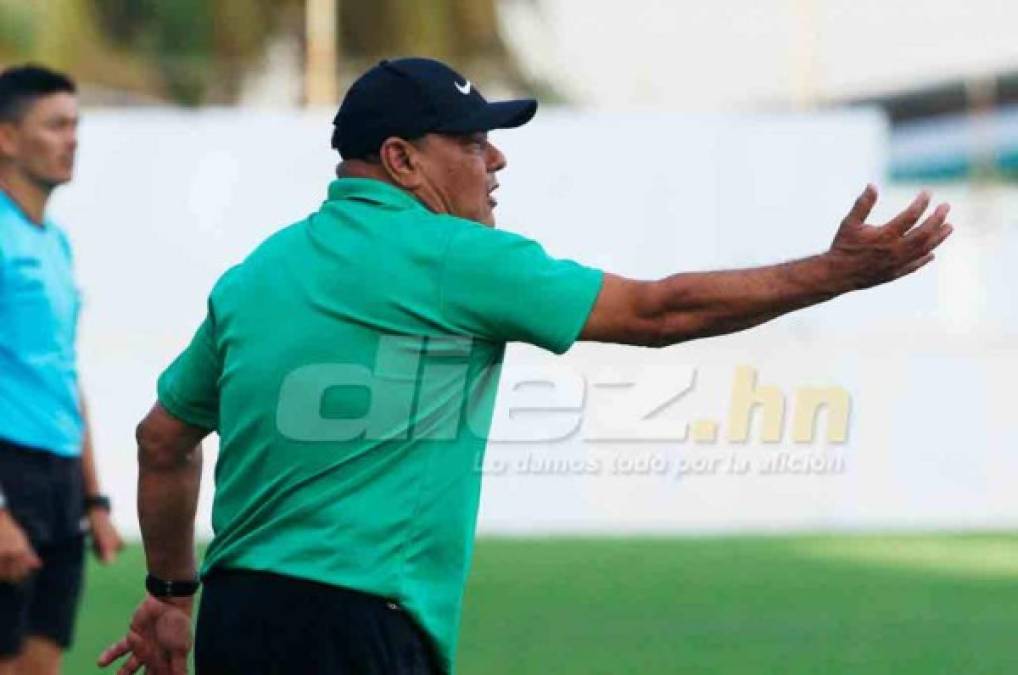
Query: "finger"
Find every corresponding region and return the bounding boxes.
[171,651,188,675]
[917,221,953,258]
[24,548,42,570]
[883,190,931,236]
[100,541,115,564]
[903,203,948,245]
[115,654,143,675]
[893,252,935,280]
[925,222,954,254]
[904,205,952,252]
[148,653,173,675]
[841,183,879,228]
[98,637,132,666]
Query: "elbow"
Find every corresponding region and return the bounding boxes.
[136,419,171,470]
[629,281,673,348]
[643,314,707,348]
[639,315,696,348]
[136,416,194,471]
[633,279,699,348]
[587,276,710,348]
[636,288,706,348]
[640,317,673,348]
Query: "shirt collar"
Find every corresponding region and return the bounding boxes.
[327,178,426,211]
[0,188,50,230]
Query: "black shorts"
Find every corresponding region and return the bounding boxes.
[195,568,443,675]
[0,438,85,657]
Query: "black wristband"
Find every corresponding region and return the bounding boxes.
[146,573,201,598]
[84,494,112,513]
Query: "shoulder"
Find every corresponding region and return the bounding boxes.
[0,204,23,251]
[207,219,307,303]
[436,215,543,255]
[209,262,246,304]
[244,219,308,263]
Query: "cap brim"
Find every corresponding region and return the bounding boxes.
[436,99,538,134]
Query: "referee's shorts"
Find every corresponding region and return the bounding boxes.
[0,438,85,657]
[196,568,443,675]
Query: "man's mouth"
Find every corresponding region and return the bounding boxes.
[488,183,499,208]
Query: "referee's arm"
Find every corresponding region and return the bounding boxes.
[580,186,953,347]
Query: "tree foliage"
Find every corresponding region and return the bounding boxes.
[1,0,513,105]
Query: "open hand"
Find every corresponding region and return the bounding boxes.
[98,594,193,675]
[828,184,953,290]
[0,509,41,584]
[88,508,124,564]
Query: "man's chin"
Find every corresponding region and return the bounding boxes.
[39,172,73,189]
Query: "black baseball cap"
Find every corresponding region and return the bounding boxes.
[331,57,538,159]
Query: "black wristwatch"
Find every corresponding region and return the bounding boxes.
[84,493,112,513]
[146,573,201,598]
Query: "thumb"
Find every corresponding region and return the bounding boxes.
[840,183,878,229]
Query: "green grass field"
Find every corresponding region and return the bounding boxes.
[70,534,1018,674]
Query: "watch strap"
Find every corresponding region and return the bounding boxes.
[145,573,200,598]
[84,494,112,512]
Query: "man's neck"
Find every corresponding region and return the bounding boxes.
[0,170,51,226]
[336,160,441,216]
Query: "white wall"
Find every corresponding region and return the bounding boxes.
[500,0,1018,109]
[50,107,1017,538]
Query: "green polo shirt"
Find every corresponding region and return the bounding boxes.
[157,178,602,673]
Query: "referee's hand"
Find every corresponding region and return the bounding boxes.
[98,594,193,675]
[0,509,42,583]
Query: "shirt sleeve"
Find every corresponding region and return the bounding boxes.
[438,222,604,354]
[157,312,222,430]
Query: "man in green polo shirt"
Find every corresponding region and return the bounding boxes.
[100,57,952,675]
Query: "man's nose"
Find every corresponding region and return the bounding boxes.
[486,141,507,172]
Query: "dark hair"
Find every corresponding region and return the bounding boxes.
[0,65,77,123]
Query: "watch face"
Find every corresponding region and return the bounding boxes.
[146,574,199,597]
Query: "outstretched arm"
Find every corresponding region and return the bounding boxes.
[580,186,952,346]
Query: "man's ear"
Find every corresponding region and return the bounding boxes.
[378,137,423,189]
[0,122,18,160]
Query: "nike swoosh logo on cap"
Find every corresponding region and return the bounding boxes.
[455,80,472,95]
